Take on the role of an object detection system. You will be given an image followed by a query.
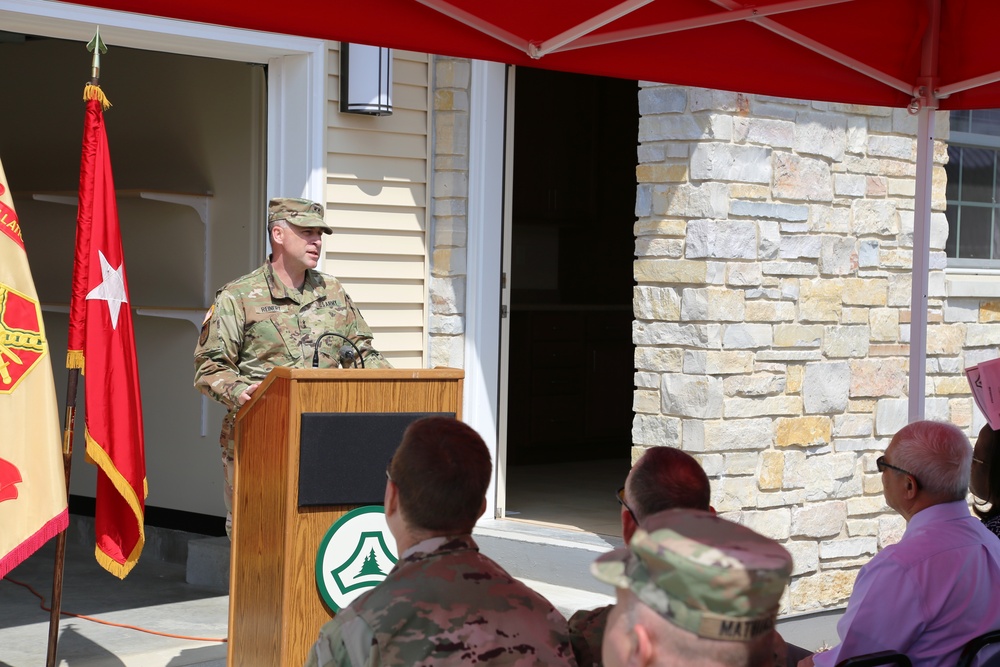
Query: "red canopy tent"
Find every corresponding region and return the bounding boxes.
[63,0,1000,419]
[58,0,1000,109]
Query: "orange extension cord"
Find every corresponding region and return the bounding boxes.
[3,577,228,643]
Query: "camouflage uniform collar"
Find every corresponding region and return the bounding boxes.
[401,534,479,561]
[263,261,322,303]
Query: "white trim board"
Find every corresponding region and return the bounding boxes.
[0,0,320,62]
[465,60,507,519]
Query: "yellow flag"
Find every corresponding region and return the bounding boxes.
[0,154,68,578]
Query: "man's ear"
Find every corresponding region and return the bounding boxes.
[477,497,487,520]
[384,479,398,517]
[622,508,638,543]
[270,224,284,248]
[628,623,654,667]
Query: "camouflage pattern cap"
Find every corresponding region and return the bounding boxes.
[591,509,792,642]
[268,197,333,234]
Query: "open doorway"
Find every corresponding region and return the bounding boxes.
[0,33,265,534]
[503,67,638,537]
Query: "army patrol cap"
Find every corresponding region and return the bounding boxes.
[268,197,333,234]
[592,509,792,642]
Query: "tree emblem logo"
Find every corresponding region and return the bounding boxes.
[315,506,397,612]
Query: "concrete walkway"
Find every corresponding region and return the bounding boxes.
[0,519,615,667]
[0,517,837,666]
[0,529,228,667]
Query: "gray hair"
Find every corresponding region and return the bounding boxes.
[892,420,971,500]
[267,217,288,237]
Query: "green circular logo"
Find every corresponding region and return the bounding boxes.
[315,506,398,612]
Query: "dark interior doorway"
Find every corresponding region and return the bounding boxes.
[505,67,638,472]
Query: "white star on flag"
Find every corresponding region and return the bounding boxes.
[86,250,129,329]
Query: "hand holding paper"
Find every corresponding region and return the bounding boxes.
[967,358,1000,430]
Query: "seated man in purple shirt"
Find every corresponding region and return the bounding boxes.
[800,420,1000,667]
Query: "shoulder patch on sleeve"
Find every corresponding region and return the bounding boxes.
[199,306,214,346]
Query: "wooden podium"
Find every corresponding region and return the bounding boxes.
[227,367,464,667]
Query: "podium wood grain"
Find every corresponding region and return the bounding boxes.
[227,367,464,667]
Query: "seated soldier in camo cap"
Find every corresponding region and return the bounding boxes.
[593,508,793,667]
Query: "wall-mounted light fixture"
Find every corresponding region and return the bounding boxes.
[340,43,393,116]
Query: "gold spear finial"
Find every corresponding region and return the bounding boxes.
[86,27,107,85]
[83,27,111,110]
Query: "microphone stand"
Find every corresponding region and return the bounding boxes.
[311,332,365,369]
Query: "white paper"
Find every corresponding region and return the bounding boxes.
[967,358,1000,430]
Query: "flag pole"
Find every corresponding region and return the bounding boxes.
[45,28,107,667]
[45,370,79,667]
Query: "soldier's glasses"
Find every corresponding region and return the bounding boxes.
[616,487,638,524]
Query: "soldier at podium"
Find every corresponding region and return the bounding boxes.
[193,197,391,536]
[305,416,578,667]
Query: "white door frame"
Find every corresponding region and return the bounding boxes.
[495,65,517,519]
[0,0,326,208]
[465,60,507,519]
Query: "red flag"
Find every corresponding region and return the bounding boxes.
[67,86,146,579]
[0,156,69,579]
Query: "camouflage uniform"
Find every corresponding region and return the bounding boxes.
[304,535,579,667]
[193,259,391,534]
[567,605,609,667]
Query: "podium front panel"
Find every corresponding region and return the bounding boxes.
[298,411,454,506]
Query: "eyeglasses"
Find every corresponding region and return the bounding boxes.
[616,487,638,524]
[973,457,986,465]
[876,455,920,487]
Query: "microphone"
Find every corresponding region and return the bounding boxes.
[338,344,358,368]
[311,332,365,369]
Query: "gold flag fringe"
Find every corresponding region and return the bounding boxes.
[85,427,146,579]
[66,349,85,372]
[83,83,112,110]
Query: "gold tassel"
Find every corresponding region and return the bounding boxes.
[83,83,112,111]
[66,349,86,372]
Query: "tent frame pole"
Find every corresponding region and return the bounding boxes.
[558,0,853,53]
[908,0,941,423]
[909,105,933,423]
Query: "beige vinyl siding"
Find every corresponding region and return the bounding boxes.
[323,46,430,368]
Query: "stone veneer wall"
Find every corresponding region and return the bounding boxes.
[426,62,1000,614]
[631,83,997,614]
[428,56,471,367]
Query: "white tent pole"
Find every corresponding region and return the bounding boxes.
[939,71,1000,99]
[909,104,933,423]
[709,0,912,96]
[908,0,941,423]
[555,0,852,53]
[412,0,530,52]
[534,0,656,58]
